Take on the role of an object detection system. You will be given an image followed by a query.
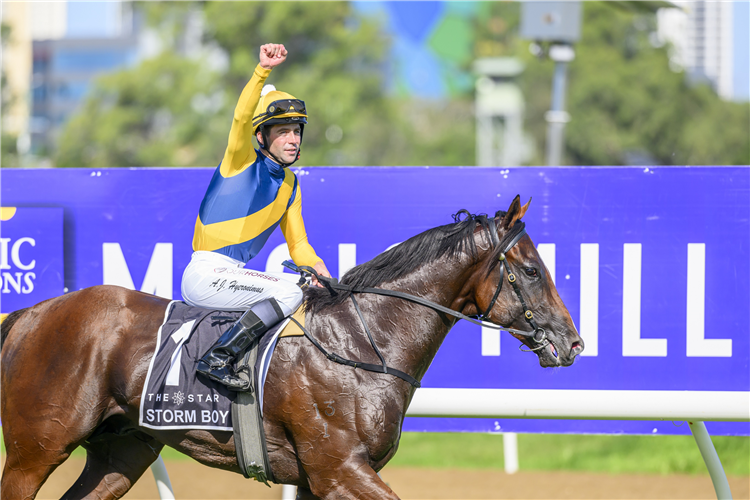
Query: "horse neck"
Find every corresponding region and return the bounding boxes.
[363,252,478,384]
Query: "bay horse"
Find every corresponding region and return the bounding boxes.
[1,196,583,500]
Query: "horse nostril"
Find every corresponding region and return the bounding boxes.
[571,341,583,356]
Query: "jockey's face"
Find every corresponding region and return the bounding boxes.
[258,123,301,165]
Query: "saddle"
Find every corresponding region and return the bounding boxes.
[139,301,306,485]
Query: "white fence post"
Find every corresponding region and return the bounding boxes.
[150,455,175,500]
[689,421,733,500]
[282,484,297,499]
[503,432,519,474]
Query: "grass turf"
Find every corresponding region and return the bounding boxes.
[3,432,748,476]
[387,433,750,476]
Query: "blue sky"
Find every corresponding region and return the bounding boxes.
[66,1,121,38]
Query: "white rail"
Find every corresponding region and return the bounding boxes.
[406,389,750,421]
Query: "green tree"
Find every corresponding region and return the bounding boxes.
[56,51,228,168]
[55,2,479,168]
[202,1,393,166]
[55,1,748,168]
[516,2,749,166]
[568,2,748,165]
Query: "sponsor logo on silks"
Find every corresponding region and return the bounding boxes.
[212,267,279,282]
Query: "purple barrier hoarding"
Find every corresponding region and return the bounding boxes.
[2,166,748,435]
[0,207,64,310]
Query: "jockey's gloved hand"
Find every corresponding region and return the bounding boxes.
[282,260,338,292]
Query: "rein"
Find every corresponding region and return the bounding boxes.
[283,217,549,388]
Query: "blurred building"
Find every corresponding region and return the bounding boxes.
[30,2,140,157]
[31,37,140,157]
[658,1,750,101]
[2,2,141,162]
[2,1,220,164]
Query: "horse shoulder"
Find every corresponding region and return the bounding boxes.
[263,307,410,478]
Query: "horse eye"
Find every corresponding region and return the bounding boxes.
[524,268,538,277]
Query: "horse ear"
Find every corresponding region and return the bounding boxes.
[503,195,532,229]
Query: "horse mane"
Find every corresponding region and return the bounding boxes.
[1,308,28,349]
[305,210,506,315]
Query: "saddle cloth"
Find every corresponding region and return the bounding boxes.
[138,301,304,431]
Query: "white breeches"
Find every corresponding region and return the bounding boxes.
[180,251,303,317]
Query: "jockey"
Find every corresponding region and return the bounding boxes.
[181,43,331,391]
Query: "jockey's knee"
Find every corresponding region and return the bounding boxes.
[275,284,303,317]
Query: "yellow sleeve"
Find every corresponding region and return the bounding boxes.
[280,183,323,268]
[219,64,272,177]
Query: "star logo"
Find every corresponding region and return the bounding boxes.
[173,391,185,405]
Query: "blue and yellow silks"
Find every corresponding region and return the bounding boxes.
[192,64,321,267]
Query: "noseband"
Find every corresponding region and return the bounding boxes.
[477,218,549,352]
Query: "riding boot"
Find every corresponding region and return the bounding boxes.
[196,298,285,391]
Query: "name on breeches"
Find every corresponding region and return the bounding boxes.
[145,408,230,424]
[209,278,265,294]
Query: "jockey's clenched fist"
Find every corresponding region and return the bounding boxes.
[260,44,287,70]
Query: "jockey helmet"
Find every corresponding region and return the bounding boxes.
[253,86,307,152]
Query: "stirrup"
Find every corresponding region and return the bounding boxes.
[197,361,252,392]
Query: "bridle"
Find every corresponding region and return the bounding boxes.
[477,217,549,352]
[284,215,551,388]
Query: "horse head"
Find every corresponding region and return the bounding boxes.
[472,195,584,367]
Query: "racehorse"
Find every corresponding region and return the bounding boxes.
[1,196,583,500]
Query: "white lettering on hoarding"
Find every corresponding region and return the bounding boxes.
[265,243,291,273]
[686,243,731,357]
[536,244,556,284]
[481,327,500,356]
[102,242,173,299]
[338,243,357,277]
[264,242,359,278]
[1,237,37,294]
[0,238,7,269]
[479,243,731,359]
[11,238,36,270]
[622,243,667,357]
[579,244,599,357]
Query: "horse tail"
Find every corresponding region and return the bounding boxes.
[1,308,29,350]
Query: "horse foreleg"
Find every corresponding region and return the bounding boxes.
[61,433,163,500]
[306,463,399,500]
[1,447,70,500]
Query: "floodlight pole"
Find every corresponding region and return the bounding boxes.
[545,44,575,166]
